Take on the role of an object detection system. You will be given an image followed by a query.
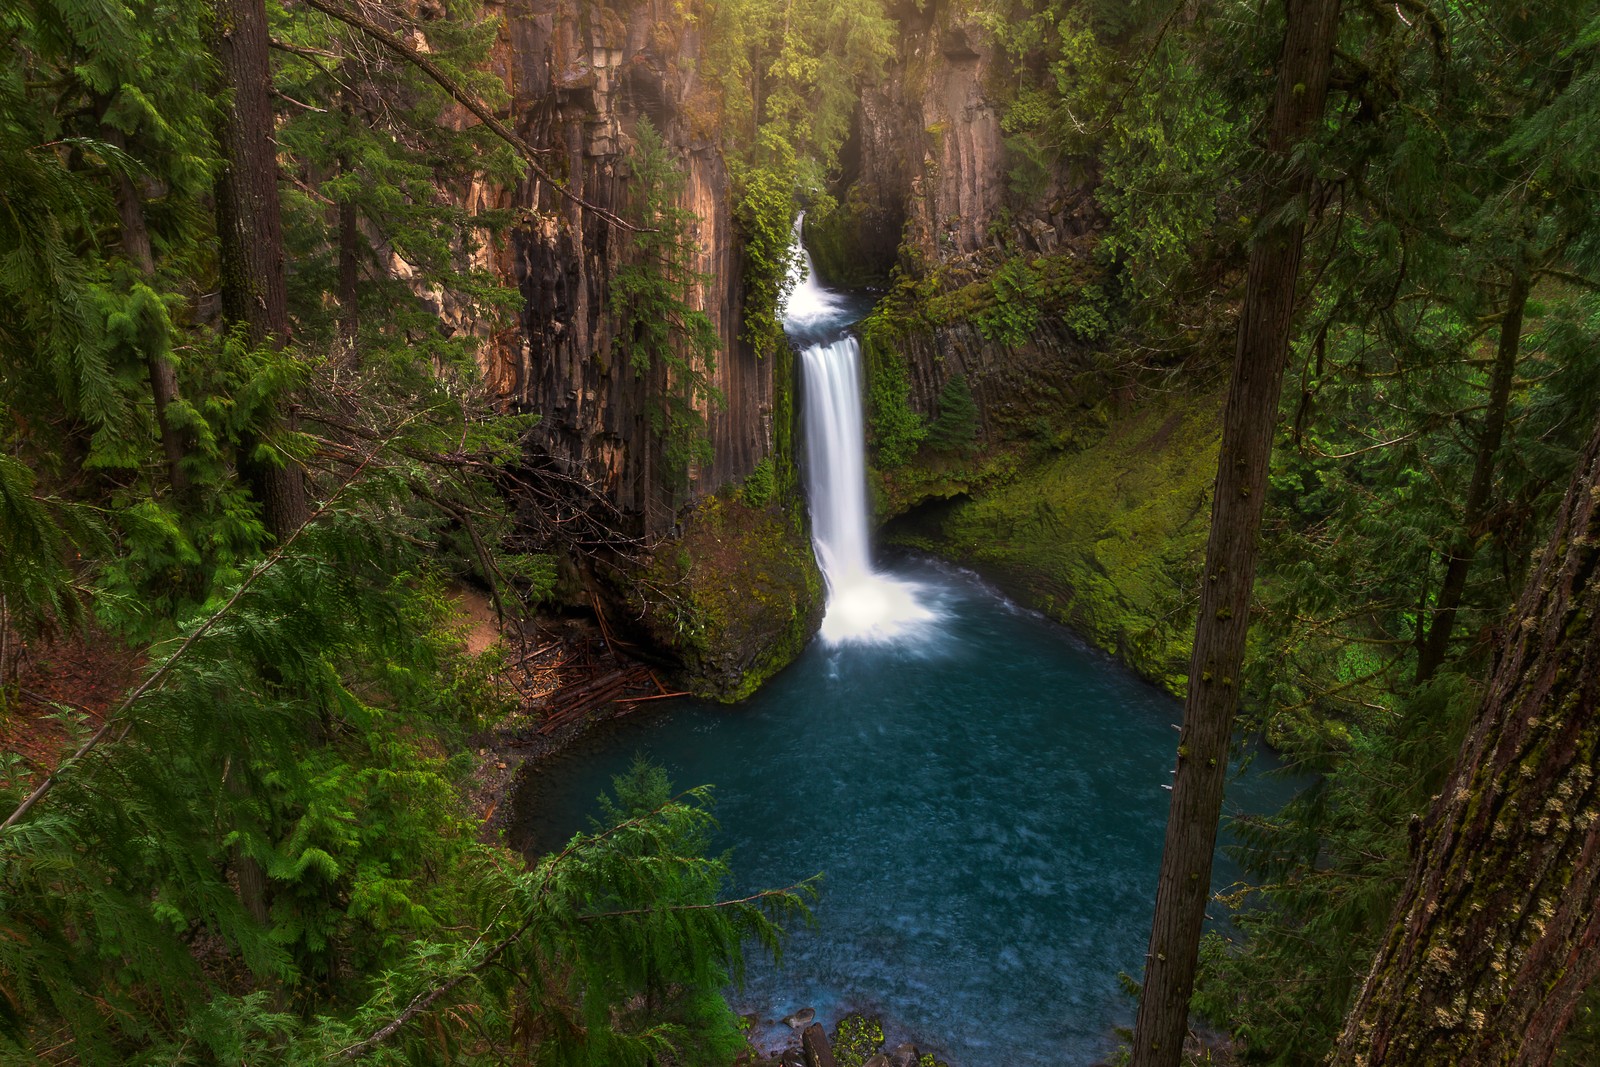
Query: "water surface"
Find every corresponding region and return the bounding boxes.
[518,560,1286,1065]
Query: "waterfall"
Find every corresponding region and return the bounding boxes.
[783,217,935,644]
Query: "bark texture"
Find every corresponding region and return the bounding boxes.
[1332,414,1600,1065]
[1129,2,1342,1064]
[210,0,307,541]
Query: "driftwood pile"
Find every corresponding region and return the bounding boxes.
[500,615,686,747]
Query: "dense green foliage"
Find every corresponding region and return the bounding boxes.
[9,0,1600,1060]
[699,0,897,354]
[863,1,1600,1060]
[0,0,809,1061]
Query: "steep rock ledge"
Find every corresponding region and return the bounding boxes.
[440,0,821,695]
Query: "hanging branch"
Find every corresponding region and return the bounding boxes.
[334,789,811,1060]
[0,424,411,833]
[294,0,645,233]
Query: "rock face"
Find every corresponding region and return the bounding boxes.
[886,395,1222,695]
[462,0,777,533]
[809,0,1098,285]
[802,1023,839,1067]
[435,0,823,696]
[444,0,1176,694]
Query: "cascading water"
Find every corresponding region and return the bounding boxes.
[783,217,937,644]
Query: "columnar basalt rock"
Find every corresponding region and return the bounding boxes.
[442,0,772,533]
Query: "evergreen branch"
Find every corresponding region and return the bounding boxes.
[1533,266,1600,292]
[575,882,816,922]
[336,787,732,1060]
[0,426,408,833]
[294,0,647,234]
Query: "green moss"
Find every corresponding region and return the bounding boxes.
[886,392,1222,695]
[860,328,926,468]
[772,336,800,495]
[631,491,823,702]
[831,1013,886,1067]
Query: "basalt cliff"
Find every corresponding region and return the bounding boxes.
[460,0,1213,696]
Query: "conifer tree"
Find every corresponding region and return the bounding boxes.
[926,373,980,456]
[1131,2,1342,1063]
[1330,409,1600,1066]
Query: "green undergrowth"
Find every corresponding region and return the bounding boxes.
[865,251,1109,348]
[633,491,823,702]
[886,391,1222,694]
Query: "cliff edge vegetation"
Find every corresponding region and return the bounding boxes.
[888,393,1219,695]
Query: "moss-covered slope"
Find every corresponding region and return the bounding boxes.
[887,393,1220,694]
[630,492,824,702]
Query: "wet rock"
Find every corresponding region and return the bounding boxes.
[887,1044,920,1067]
[802,1022,838,1067]
[863,1056,891,1067]
[1029,218,1059,254]
[780,1049,807,1067]
[782,1007,817,1030]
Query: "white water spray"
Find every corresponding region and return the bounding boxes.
[783,217,936,644]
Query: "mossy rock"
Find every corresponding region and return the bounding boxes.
[630,492,824,702]
[831,1013,887,1067]
[886,392,1222,696]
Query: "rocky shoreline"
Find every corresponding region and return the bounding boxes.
[740,1010,951,1067]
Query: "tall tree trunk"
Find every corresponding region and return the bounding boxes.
[1332,412,1600,1067]
[1129,2,1341,1064]
[210,0,307,542]
[1416,269,1529,683]
[102,124,191,497]
[208,0,302,932]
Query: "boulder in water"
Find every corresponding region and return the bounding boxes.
[782,1007,816,1030]
[802,1022,838,1067]
[886,1044,920,1067]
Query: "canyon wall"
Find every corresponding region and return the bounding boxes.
[445,0,1205,694]
[460,0,770,533]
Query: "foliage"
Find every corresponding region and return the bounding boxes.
[861,331,926,468]
[0,0,805,1060]
[702,0,896,355]
[1194,679,1478,1063]
[611,119,724,491]
[741,457,776,508]
[270,0,520,369]
[974,256,1042,348]
[926,374,980,457]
